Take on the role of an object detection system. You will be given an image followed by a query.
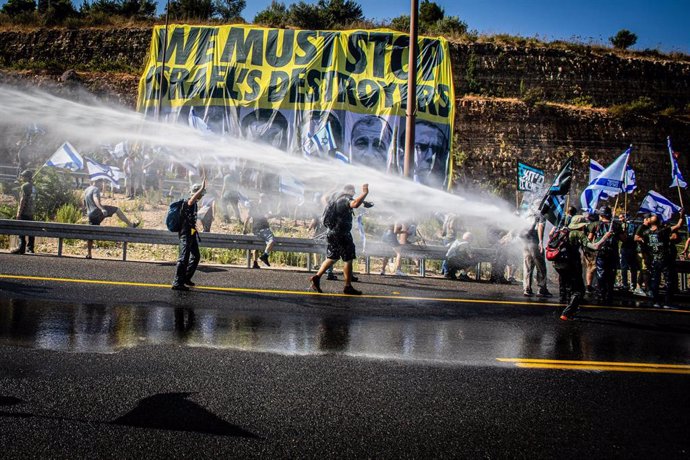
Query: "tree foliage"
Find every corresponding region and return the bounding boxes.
[387,2,467,37]
[609,29,637,50]
[1,0,36,17]
[254,0,362,29]
[167,0,215,20]
[213,0,245,21]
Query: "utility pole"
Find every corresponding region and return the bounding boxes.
[156,0,171,121]
[403,0,419,179]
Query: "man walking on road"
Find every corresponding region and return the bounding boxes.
[11,169,35,255]
[521,210,552,297]
[310,183,369,295]
[172,180,206,291]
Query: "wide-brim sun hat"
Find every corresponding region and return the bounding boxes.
[568,215,588,230]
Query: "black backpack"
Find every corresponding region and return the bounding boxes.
[545,227,570,262]
[322,193,351,230]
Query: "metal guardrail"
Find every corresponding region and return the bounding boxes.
[0,219,478,277]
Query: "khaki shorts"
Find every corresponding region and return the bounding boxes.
[582,250,597,273]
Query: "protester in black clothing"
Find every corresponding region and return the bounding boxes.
[592,206,625,304]
[558,215,612,321]
[172,179,206,291]
[309,183,369,295]
[11,169,35,254]
[634,210,685,307]
[619,213,640,292]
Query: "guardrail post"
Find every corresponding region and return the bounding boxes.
[57,238,63,257]
[680,273,687,292]
[365,256,370,274]
[307,254,313,272]
[420,258,425,277]
[122,242,127,261]
[246,250,252,268]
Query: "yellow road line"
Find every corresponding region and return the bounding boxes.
[1,273,689,314]
[498,358,690,374]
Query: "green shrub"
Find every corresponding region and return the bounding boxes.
[609,29,637,50]
[33,169,81,221]
[520,86,545,107]
[0,203,16,219]
[55,203,82,224]
[609,97,656,119]
[658,106,679,117]
[570,95,594,107]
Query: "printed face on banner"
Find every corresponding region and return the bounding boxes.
[137,25,455,189]
[349,115,392,168]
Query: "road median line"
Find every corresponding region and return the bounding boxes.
[497,358,690,374]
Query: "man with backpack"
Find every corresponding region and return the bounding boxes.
[171,179,206,291]
[592,206,625,304]
[309,183,369,295]
[558,215,613,321]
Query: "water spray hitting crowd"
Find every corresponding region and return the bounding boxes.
[2,81,689,316]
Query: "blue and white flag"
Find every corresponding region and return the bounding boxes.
[188,108,212,134]
[44,142,84,172]
[356,212,367,252]
[638,190,681,223]
[303,122,337,158]
[584,147,631,196]
[624,165,637,193]
[334,151,350,164]
[580,188,603,213]
[279,174,305,204]
[85,157,121,187]
[668,136,687,188]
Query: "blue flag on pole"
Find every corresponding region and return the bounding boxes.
[188,108,212,134]
[638,190,681,223]
[45,142,84,172]
[668,136,687,188]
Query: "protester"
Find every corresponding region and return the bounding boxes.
[309,183,369,295]
[558,215,613,320]
[619,213,640,292]
[592,206,625,304]
[11,169,35,255]
[247,194,274,269]
[445,232,475,281]
[380,223,402,276]
[172,180,207,291]
[197,190,216,233]
[634,213,653,296]
[521,210,552,297]
[83,180,139,259]
[635,210,685,307]
[582,211,599,294]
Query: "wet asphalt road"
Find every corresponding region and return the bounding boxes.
[0,252,689,458]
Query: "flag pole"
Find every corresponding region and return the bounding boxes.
[669,136,685,209]
[610,145,632,232]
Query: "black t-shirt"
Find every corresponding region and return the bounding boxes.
[329,194,354,234]
[523,214,545,243]
[641,226,672,262]
[180,200,198,234]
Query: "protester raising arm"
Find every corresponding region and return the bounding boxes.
[349,183,369,209]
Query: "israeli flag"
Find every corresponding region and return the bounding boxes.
[303,122,336,158]
[638,190,681,223]
[188,108,212,134]
[584,147,631,196]
[624,165,637,193]
[668,136,687,188]
[112,141,129,159]
[334,151,350,164]
[44,142,84,172]
[580,188,603,213]
[85,157,121,187]
[279,174,305,204]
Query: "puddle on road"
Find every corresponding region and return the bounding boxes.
[0,298,688,365]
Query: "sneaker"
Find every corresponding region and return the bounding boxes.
[131,221,141,228]
[25,249,34,254]
[172,284,190,291]
[507,277,516,283]
[259,253,271,267]
[326,273,338,281]
[379,270,386,276]
[184,280,196,287]
[351,275,359,282]
[10,248,24,255]
[586,285,594,294]
[343,285,362,295]
[309,275,322,293]
[252,261,261,269]
[523,289,534,297]
[537,290,553,298]
[394,270,406,276]
[559,314,572,321]
[458,274,472,281]
[633,287,646,297]
[653,303,662,308]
